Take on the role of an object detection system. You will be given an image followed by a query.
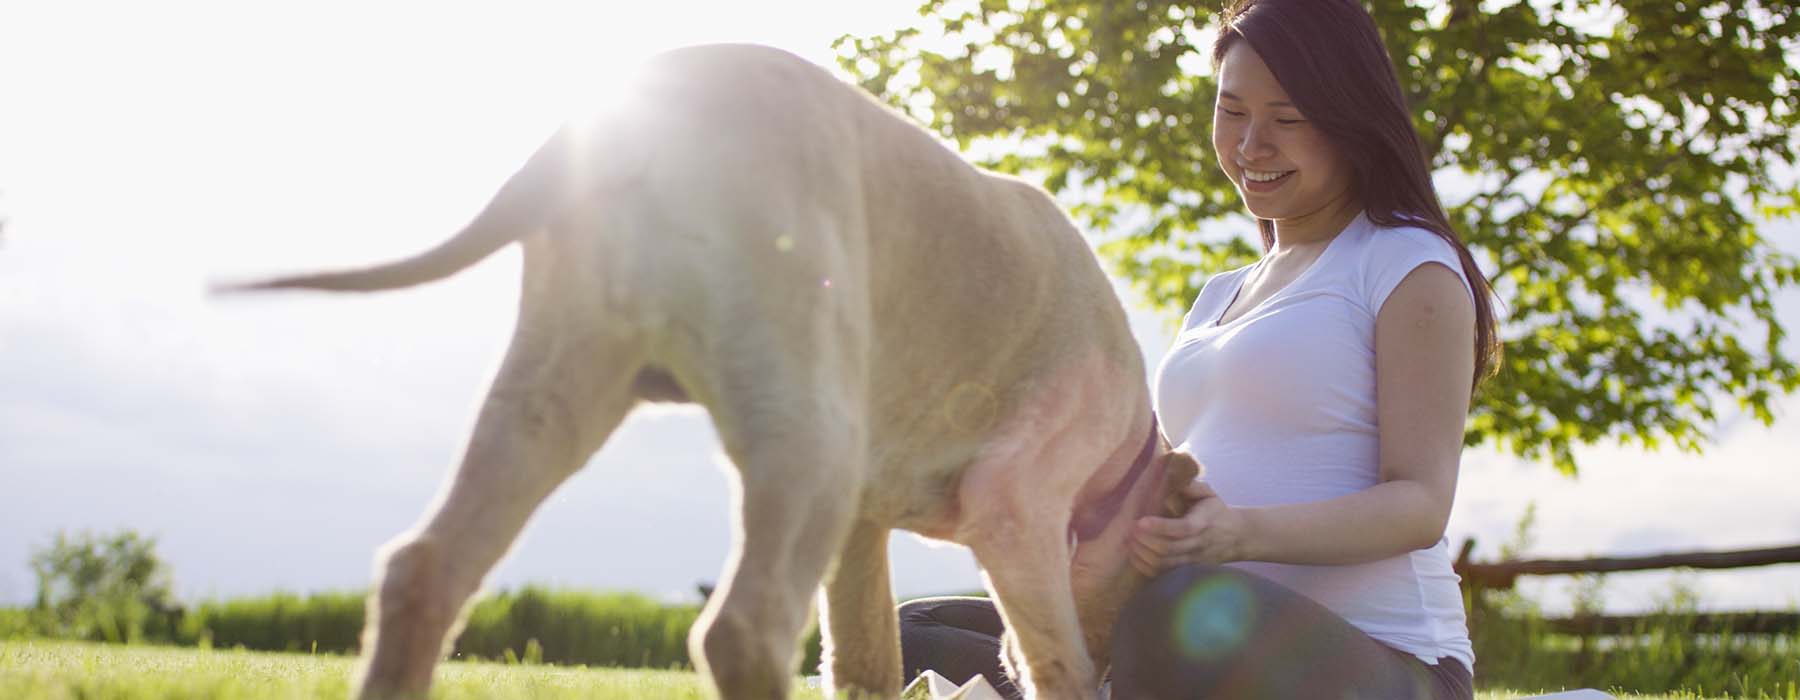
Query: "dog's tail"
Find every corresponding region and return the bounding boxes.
[213,126,583,294]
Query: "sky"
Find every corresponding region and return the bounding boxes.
[1,0,1796,616]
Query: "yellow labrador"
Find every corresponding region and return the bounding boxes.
[224,43,1198,700]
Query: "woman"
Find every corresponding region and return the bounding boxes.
[899,1,1499,698]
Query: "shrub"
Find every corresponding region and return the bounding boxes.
[172,586,751,670]
[29,530,180,644]
[178,589,365,653]
[0,606,43,639]
[455,586,701,669]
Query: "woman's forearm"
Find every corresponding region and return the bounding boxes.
[1239,479,1449,566]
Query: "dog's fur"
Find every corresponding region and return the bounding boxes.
[225,44,1199,700]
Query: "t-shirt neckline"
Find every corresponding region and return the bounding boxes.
[1208,212,1366,329]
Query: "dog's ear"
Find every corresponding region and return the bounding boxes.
[1160,451,1203,517]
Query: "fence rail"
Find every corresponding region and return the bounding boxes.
[1541,611,1800,636]
[1453,541,1800,590]
[1454,540,1800,637]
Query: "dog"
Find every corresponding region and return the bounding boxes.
[222,43,1199,700]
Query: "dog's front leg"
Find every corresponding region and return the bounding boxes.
[820,519,903,699]
[970,524,1098,700]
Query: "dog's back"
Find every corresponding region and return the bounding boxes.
[539,44,1144,530]
[224,43,1156,700]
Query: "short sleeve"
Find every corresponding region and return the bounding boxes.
[1360,227,1474,315]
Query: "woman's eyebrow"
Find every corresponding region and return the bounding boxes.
[1217,90,1295,108]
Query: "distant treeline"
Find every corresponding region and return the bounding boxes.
[1,586,823,672]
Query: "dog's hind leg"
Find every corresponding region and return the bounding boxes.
[689,325,869,700]
[353,300,645,700]
[820,519,902,699]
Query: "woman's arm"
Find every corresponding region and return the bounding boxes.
[1130,263,1476,571]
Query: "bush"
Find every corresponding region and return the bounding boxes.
[178,589,364,653]
[29,530,180,644]
[165,585,829,672]
[171,586,762,670]
[0,606,43,639]
[455,586,702,669]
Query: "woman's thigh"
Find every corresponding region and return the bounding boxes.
[1109,564,1472,700]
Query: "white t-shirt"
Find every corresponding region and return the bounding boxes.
[1152,212,1475,669]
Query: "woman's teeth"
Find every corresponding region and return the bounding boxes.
[1244,169,1291,182]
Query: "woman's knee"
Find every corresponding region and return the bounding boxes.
[1115,566,1266,649]
[1109,565,1282,697]
[899,596,1005,637]
[1122,564,1270,625]
[897,597,937,627]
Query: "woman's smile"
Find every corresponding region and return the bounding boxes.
[1239,167,1295,193]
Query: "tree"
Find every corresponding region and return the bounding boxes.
[31,529,180,643]
[836,0,1800,472]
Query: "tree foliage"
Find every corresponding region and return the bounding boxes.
[836,0,1800,472]
[31,529,180,643]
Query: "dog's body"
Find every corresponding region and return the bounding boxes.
[230,44,1192,700]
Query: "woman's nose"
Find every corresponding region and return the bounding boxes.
[1237,122,1276,160]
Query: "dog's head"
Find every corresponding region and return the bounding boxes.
[1152,442,1204,523]
[1064,438,1203,678]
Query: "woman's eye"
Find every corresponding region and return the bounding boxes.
[1218,107,1246,117]
[1276,118,1306,125]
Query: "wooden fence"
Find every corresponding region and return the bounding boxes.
[1453,540,1800,635]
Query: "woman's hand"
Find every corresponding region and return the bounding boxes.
[1128,480,1253,575]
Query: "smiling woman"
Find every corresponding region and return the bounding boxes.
[1210,48,1358,233]
[1109,0,1500,697]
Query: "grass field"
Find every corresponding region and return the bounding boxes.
[0,639,1774,699]
[0,640,763,700]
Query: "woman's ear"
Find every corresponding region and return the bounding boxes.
[1161,451,1203,517]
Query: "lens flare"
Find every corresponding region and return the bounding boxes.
[1172,573,1256,662]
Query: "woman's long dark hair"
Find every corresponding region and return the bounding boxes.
[1214,0,1501,388]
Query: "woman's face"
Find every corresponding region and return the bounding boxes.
[1211,40,1356,224]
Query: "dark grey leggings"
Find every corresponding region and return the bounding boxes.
[898,565,1473,700]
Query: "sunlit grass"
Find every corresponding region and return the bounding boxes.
[0,639,823,700]
[2,639,1788,699]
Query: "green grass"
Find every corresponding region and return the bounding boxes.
[0,639,1782,699]
[0,639,821,700]
[1467,581,1799,699]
